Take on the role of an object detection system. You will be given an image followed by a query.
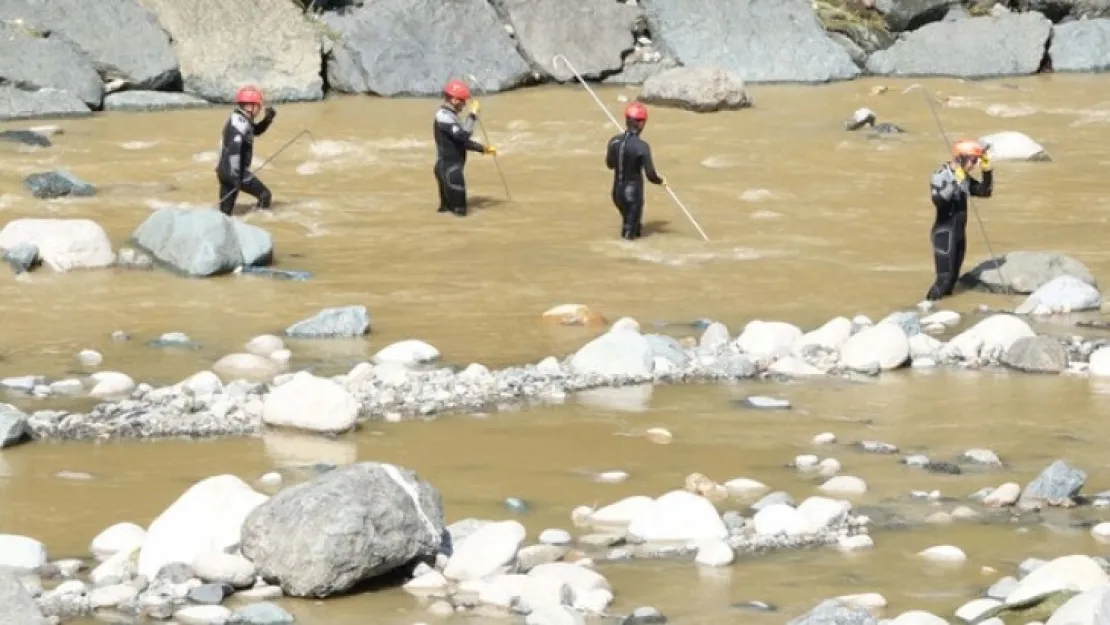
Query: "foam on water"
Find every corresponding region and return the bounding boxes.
[700,155,734,169]
[749,209,784,220]
[144,198,212,212]
[309,139,362,159]
[192,150,218,164]
[296,161,321,176]
[740,189,775,202]
[985,104,1038,118]
[121,141,159,150]
[0,193,20,210]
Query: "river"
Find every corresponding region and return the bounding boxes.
[1,74,1109,624]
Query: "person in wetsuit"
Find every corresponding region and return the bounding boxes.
[605,102,666,240]
[433,79,497,217]
[216,86,277,216]
[925,138,993,301]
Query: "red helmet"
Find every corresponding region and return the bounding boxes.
[953,139,986,159]
[625,102,648,122]
[443,79,471,101]
[235,86,263,105]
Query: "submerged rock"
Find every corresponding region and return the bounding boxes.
[979,131,1050,162]
[0,129,51,147]
[241,462,444,597]
[284,305,371,339]
[23,170,96,199]
[960,251,1096,294]
[1014,275,1101,315]
[324,0,531,96]
[638,66,752,112]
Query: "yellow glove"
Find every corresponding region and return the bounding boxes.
[484,145,497,156]
[980,152,991,172]
[954,166,967,182]
[469,99,481,116]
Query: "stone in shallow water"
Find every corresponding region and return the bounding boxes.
[1019,459,1087,506]
[23,170,96,199]
[740,396,791,410]
[285,305,370,339]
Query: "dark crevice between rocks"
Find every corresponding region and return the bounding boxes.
[483,0,548,87]
[1038,29,1054,74]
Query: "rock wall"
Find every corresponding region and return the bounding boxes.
[0,0,1106,120]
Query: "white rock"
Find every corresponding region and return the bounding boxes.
[526,605,585,625]
[698,322,731,352]
[77,349,103,366]
[793,316,853,354]
[573,587,614,614]
[813,432,837,444]
[1090,347,1110,376]
[137,475,268,580]
[212,353,282,382]
[0,534,47,570]
[982,483,1020,507]
[477,575,520,608]
[372,339,441,366]
[796,496,851,534]
[609,316,641,333]
[518,574,573,612]
[736,320,803,361]
[837,592,887,610]
[955,597,1001,623]
[909,333,944,359]
[569,331,654,377]
[978,130,1049,161]
[88,371,136,398]
[174,605,232,624]
[444,520,526,581]
[921,310,960,326]
[89,583,139,609]
[839,323,910,371]
[258,472,282,488]
[1044,584,1110,625]
[769,356,826,376]
[917,545,967,564]
[818,458,842,477]
[838,535,874,551]
[90,522,146,561]
[90,547,137,586]
[819,476,868,496]
[694,539,735,567]
[626,490,728,543]
[192,551,256,587]
[528,562,611,597]
[1091,523,1110,542]
[724,478,768,497]
[244,334,284,357]
[1016,275,1101,315]
[752,504,808,537]
[890,610,950,625]
[403,569,449,595]
[1004,555,1109,607]
[588,495,655,526]
[795,454,820,471]
[262,371,358,434]
[594,470,629,484]
[181,370,223,396]
[539,529,572,546]
[942,314,1035,362]
[0,218,115,271]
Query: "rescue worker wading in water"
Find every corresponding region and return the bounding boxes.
[925,139,993,302]
[216,86,277,216]
[433,79,497,217]
[605,102,666,240]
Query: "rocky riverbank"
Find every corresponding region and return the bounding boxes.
[2,0,1110,120]
[3,436,1110,624]
[0,248,1106,445]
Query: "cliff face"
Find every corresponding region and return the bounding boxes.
[0,0,1104,120]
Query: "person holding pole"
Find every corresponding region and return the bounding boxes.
[605,102,666,240]
[433,79,498,217]
[216,86,277,216]
[925,139,993,302]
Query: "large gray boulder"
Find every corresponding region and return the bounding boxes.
[323,0,532,96]
[240,462,445,598]
[0,85,90,121]
[0,569,50,625]
[103,91,211,112]
[139,0,323,102]
[638,66,752,113]
[866,12,1052,78]
[496,0,640,81]
[131,208,274,277]
[960,251,1097,294]
[0,22,103,108]
[641,0,861,83]
[0,0,178,90]
[1049,19,1110,73]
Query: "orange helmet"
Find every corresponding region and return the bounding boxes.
[234,86,263,105]
[625,102,648,121]
[443,79,471,101]
[952,139,985,159]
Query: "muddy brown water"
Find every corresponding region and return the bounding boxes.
[3,75,1110,623]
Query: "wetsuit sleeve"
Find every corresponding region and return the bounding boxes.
[253,109,275,136]
[640,142,664,185]
[605,136,619,170]
[436,109,485,153]
[969,169,993,198]
[930,166,958,204]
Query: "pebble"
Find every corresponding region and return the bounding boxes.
[817,458,841,477]
[794,454,820,471]
[258,472,283,488]
[982,483,1020,507]
[962,448,1003,466]
[503,497,530,514]
[742,396,791,410]
[77,349,103,366]
[812,432,837,444]
[595,470,629,484]
[1093,523,1110,543]
[645,428,672,444]
[539,529,572,546]
[819,476,868,496]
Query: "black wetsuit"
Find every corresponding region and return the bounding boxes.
[216,107,275,215]
[605,129,664,239]
[926,163,993,301]
[433,104,485,216]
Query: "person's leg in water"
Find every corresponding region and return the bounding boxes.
[925,223,958,301]
[611,184,628,230]
[629,185,645,238]
[238,174,273,210]
[217,177,239,216]
[618,183,644,240]
[434,161,450,213]
[442,162,468,217]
